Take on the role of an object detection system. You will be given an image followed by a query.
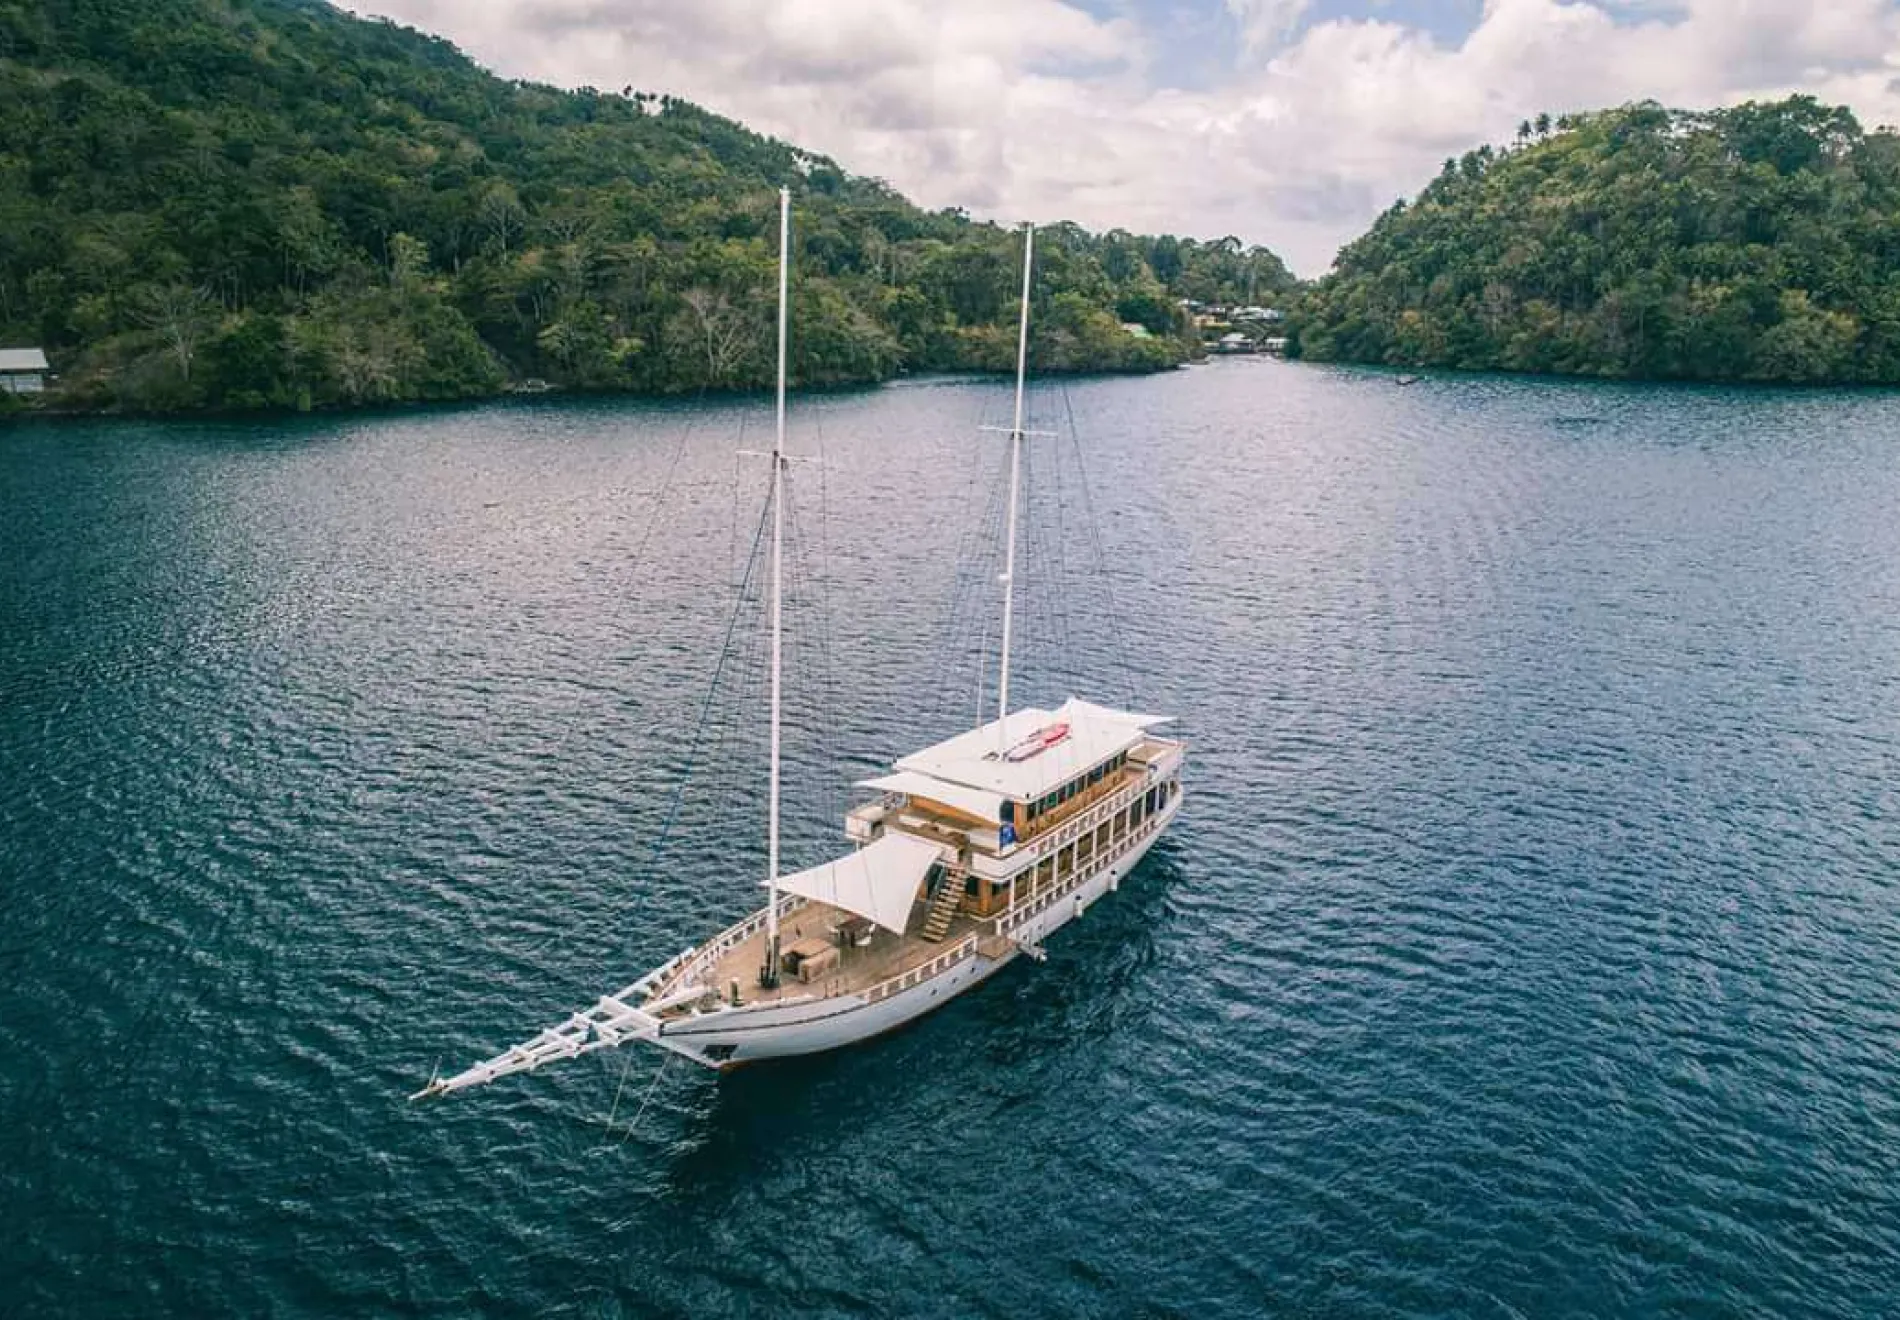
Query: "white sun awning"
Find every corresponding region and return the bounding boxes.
[857,770,1006,823]
[761,832,946,936]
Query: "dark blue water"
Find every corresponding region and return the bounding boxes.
[4,364,1898,1318]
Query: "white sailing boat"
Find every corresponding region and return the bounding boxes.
[413,191,1185,1095]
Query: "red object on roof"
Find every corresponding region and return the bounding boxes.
[1003,722,1071,763]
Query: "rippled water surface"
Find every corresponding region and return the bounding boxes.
[4,364,1899,1318]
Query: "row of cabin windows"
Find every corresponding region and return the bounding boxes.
[1000,751,1132,826]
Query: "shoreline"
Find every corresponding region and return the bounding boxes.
[0,358,1192,428]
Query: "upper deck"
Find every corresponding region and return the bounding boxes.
[851,730,1183,880]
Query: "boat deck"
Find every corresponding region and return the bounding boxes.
[687,899,988,1009]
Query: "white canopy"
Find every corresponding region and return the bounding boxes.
[894,697,1171,803]
[761,832,946,936]
[857,770,1006,823]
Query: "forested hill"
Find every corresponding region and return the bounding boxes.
[1294,98,1900,383]
[0,0,1294,414]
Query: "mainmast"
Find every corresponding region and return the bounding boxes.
[995,222,1034,753]
[763,185,790,987]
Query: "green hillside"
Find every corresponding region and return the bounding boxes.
[1294,97,1900,383]
[0,0,1294,414]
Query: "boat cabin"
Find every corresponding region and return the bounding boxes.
[847,697,1176,918]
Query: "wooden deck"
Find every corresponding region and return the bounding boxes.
[697,899,986,1007]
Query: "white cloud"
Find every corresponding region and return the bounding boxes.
[341,0,1900,275]
[1226,0,1312,58]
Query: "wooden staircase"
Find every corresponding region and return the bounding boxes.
[919,873,966,942]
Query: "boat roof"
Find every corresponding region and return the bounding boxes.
[858,770,1009,823]
[891,698,1169,807]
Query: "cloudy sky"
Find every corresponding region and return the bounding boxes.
[338,0,1900,274]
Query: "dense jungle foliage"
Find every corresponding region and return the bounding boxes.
[0,0,1294,414]
[1293,97,1900,383]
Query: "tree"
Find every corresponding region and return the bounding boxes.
[1294,96,1900,384]
[134,283,216,381]
[676,288,755,384]
[1,0,1207,414]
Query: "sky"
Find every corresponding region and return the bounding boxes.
[338,0,1900,275]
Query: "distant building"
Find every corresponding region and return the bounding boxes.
[0,347,49,393]
[1120,322,1153,339]
[1233,306,1284,323]
[1211,332,1255,354]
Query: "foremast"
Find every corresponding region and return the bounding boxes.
[411,187,801,1099]
[763,184,790,988]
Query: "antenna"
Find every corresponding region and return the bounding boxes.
[995,221,1034,752]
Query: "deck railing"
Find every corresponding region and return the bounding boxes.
[996,782,1179,937]
[863,776,1181,1002]
[978,744,1181,882]
[863,933,980,1004]
[653,893,806,1000]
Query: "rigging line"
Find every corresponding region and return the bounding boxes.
[942,415,1007,731]
[602,1044,636,1133]
[729,415,745,592]
[927,478,984,726]
[644,471,776,903]
[709,524,773,848]
[786,476,844,827]
[618,1053,672,1146]
[801,413,843,809]
[922,433,988,727]
[936,384,1019,730]
[1059,380,1139,709]
[1017,391,1049,693]
[1022,415,1064,701]
[928,389,1008,703]
[1027,426,1062,695]
[539,397,707,764]
[967,439,1011,729]
[630,402,703,578]
[780,479,812,829]
[1018,428,1042,695]
[492,396,725,973]
[1045,399,1079,690]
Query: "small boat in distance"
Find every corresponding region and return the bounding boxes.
[413,192,1186,1095]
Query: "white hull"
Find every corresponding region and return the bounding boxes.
[654,789,1182,1069]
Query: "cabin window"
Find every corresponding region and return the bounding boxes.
[1001,801,1015,824]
